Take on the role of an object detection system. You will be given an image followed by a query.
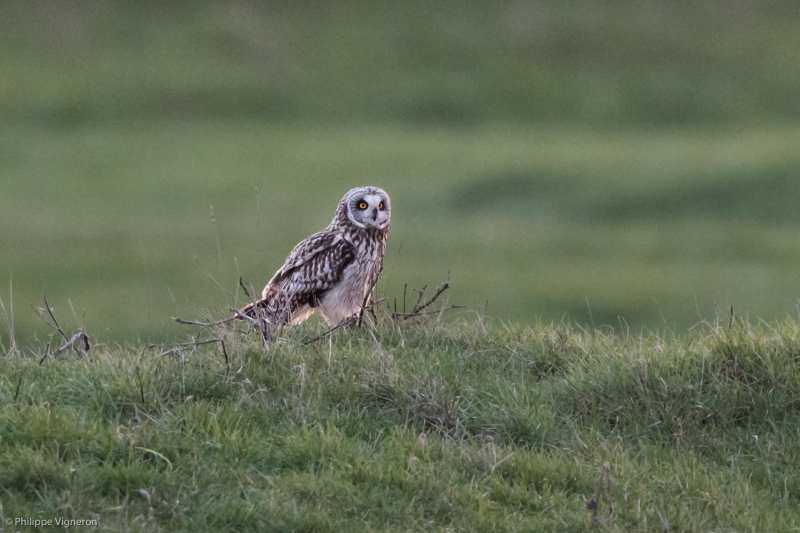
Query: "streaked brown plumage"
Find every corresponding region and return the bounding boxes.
[240,186,391,326]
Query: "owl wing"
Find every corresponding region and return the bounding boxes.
[240,231,356,320]
[274,231,349,278]
[266,231,356,295]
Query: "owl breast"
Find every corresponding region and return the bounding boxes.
[318,230,384,325]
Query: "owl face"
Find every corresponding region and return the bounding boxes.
[343,186,391,230]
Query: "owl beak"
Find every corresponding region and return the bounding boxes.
[366,209,385,229]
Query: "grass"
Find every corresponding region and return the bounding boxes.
[3,313,800,531]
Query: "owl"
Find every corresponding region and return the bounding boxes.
[239,186,391,327]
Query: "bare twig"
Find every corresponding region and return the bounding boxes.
[35,295,91,363]
[235,278,273,349]
[172,316,234,327]
[148,339,225,349]
[53,332,90,357]
[304,317,357,345]
[219,338,229,367]
[357,281,384,327]
[38,342,52,365]
[40,331,90,363]
[148,338,229,368]
[41,294,69,341]
[357,291,370,328]
[391,281,461,320]
[14,376,22,402]
[399,306,464,318]
[367,297,383,324]
[258,311,273,348]
[230,307,258,325]
[238,276,252,301]
[235,305,273,347]
[414,284,428,310]
[157,347,184,358]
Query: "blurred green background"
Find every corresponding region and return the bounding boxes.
[1,0,799,344]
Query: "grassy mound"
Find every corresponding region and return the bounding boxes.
[2,316,800,532]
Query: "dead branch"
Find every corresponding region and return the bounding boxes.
[56,334,86,358]
[235,278,274,349]
[230,307,258,325]
[238,276,253,301]
[399,306,464,318]
[391,281,462,320]
[357,290,371,327]
[53,332,91,357]
[257,308,274,347]
[232,306,273,347]
[366,297,385,324]
[304,316,357,345]
[414,284,428,311]
[148,338,225,350]
[157,347,184,358]
[37,342,51,365]
[172,316,235,327]
[36,295,91,364]
[148,338,229,368]
[357,290,385,327]
[306,276,462,342]
[38,294,69,341]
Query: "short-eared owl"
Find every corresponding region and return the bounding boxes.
[240,186,391,326]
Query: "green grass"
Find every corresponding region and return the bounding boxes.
[3,1,800,126]
[2,122,800,343]
[3,316,800,531]
[4,4,799,529]
[2,1,800,343]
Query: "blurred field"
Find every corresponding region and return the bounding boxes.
[1,1,800,343]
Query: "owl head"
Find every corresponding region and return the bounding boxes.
[335,186,391,231]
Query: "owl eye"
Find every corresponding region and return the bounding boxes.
[358,201,368,210]
[378,202,384,210]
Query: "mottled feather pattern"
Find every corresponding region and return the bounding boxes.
[240,186,390,326]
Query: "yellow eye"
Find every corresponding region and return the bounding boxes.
[378,202,384,210]
[358,201,368,210]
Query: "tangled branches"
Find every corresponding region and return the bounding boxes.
[35,294,91,364]
[170,275,464,351]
